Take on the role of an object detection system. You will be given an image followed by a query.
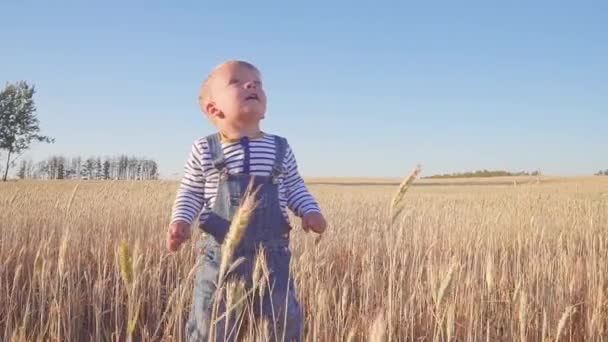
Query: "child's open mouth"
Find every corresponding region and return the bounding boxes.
[245,94,259,101]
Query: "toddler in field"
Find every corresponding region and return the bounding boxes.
[167,60,327,341]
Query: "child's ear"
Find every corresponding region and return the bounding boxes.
[206,102,224,119]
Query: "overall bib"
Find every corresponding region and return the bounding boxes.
[185,133,303,342]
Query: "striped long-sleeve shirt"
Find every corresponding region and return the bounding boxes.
[171,132,321,226]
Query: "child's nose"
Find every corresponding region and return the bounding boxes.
[244,81,257,89]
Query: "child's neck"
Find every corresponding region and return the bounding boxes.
[219,123,262,140]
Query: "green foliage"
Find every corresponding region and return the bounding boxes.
[0,81,54,181]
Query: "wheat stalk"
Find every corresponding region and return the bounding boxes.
[519,291,527,342]
[57,233,69,279]
[387,164,421,341]
[485,253,494,290]
[555,306,576,342]
[66,183,79,212]
[210,178,260,341]
[434,262,457,312]
[116,240,139,342]
[224,279,247,337]
[252,246,269,299]
[541,309,547,342]
[446,303,455,341]
[218,179,260,283]
[118,240,133,286]
[127,298,141,337]
[369,310,386,342]
[346,327,356,342]
[390,164,421,224]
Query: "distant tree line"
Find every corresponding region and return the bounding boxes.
[595,170,608,176]
[425,169,542,179]
[0,81,161,182]
[16,155,158,180]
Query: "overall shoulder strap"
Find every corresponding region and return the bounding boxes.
[205,133,226,171]
[272,135,287,179]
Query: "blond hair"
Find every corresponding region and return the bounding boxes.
[197,60,260,114]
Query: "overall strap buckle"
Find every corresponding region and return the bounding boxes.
[214,159,229,181]
[272,165,283,184]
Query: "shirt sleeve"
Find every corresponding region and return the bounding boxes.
[171,141,206,224]
[282,142,321,217]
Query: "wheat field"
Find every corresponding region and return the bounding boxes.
[1,177,608,341]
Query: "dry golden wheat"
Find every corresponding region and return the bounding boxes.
[0,176,607,341]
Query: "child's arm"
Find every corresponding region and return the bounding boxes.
[283,142,327,233]
[167,141,206,251]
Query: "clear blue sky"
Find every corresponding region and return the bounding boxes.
[2,1,606,178]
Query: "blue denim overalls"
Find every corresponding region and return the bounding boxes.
[186,133,303,342]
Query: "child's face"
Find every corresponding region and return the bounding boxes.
[206,63,267,126]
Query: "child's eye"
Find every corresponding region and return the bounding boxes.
[228,79,239,85]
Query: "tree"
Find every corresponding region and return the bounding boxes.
[83,157,95,180]
[26,159,34,178]
[48,156,58,179]
[0,81,54,181]
[128,156,138,180]
[34,160,49,179]
[72,156,82,179]
[149,160,158,180]
[17,160,26,179]
[57,158,65,180]
[95,157,102,180]
[10,153,160,180]
[103,159,110,180]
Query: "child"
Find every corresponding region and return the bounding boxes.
[167,60,327,342]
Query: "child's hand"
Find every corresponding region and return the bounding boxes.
[167,220,191,252]
[302,212,327,234]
